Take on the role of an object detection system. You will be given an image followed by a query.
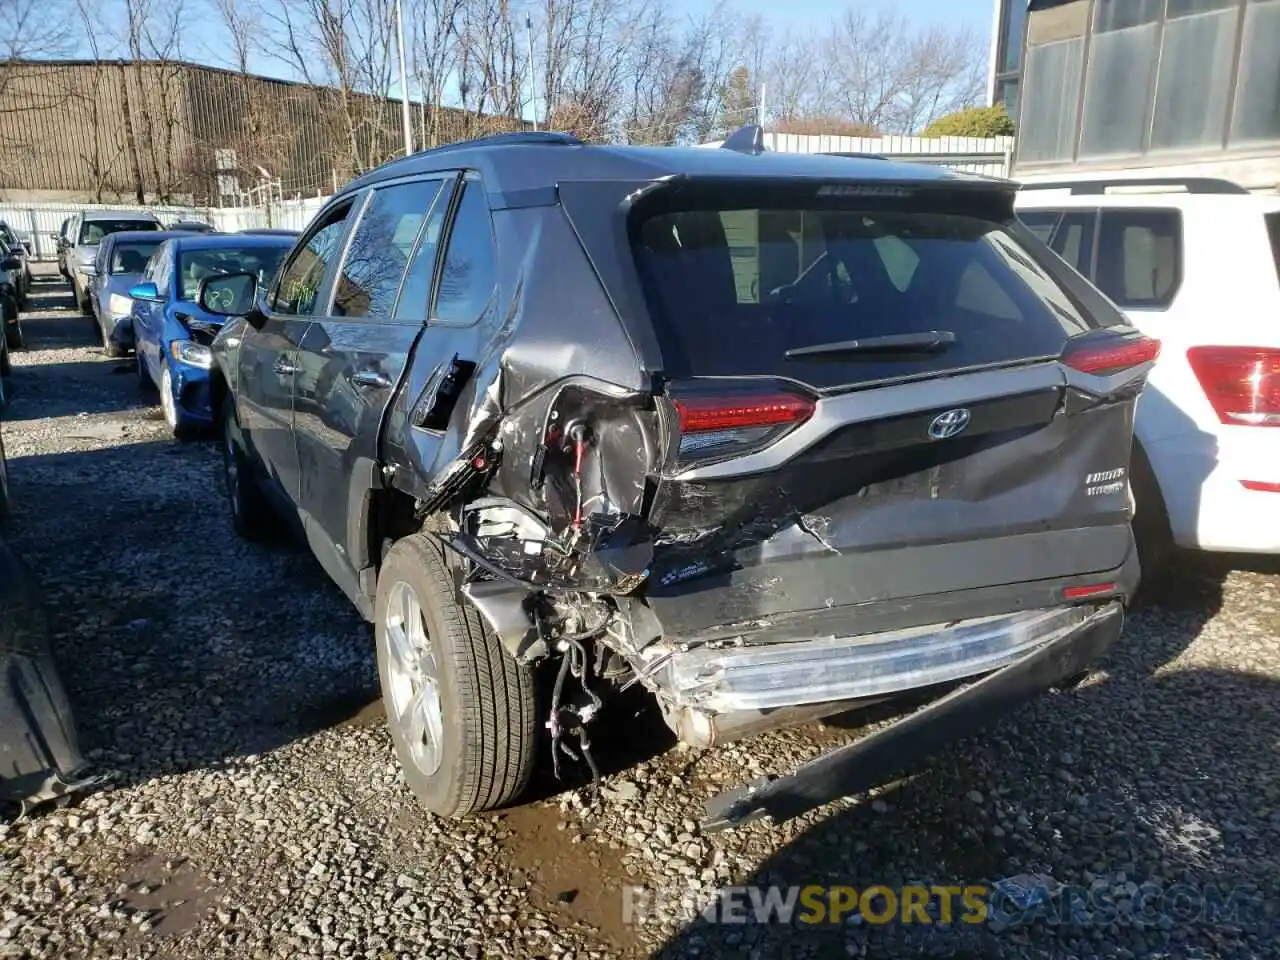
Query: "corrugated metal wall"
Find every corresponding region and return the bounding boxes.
[0,61,527,203]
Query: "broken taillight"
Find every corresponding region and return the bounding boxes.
[670,388,815,463]
[1061,332,1161,375]
[1186,346,1280,427]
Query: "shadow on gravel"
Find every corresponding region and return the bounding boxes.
[653,559,1276,959]
[1,358,148,421]
[1,441,382,798]
[21,279,75,315]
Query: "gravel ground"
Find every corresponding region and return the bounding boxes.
[1,273,1279,959]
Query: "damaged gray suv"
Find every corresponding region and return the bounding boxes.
[198,128,1158,830]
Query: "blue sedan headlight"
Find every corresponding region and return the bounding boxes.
[170,340,212,370]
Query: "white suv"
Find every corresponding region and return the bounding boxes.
[1015,178,1280,559]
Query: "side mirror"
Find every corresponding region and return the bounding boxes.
[0,258,18,272]
[197,272,259,319]
[129,281,161,301]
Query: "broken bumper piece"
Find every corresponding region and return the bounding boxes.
[661,605,1105,712]
[699,601,1122,832]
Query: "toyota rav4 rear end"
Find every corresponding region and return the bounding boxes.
[397,136,1155,829]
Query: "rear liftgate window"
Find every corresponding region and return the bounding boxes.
[631,189,1093,389]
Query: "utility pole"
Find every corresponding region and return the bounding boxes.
[526,14,537,132]
[395,0,414,155]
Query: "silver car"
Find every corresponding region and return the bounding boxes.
[68,211,162,315]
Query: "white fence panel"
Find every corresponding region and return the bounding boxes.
[699,133,1016,178]
[0,198,331,259]
[0,201,209,260]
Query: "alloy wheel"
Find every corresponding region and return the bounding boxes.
[159,364,179,432]
[383,580,445,778]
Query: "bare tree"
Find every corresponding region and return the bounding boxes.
[120,0,190,202]
[71,0,118,200]
[266,0,401,178]
[407,0,464,147]
[759,5,988,135]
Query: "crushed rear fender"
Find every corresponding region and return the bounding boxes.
[700,601,1124,832]
[0,539,99,815]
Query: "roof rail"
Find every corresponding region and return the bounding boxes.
[418,130,584,156]
[1018,176,1249,196]
[822,151,889,161]
[721,124,765,155]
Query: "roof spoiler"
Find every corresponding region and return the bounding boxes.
[721,124,766,156]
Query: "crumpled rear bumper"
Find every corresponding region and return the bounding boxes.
[700,601,1123,832]
[657,605,1107,713]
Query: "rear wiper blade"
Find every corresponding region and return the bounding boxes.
[784,331,956,360]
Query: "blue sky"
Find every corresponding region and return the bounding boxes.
[181,0,998,92]
[710,0,996,34]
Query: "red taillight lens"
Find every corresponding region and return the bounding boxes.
[674,393,815,433]
[1187,346,1280,427]
[1062,333,1161,374]
[670,390,815,463]
[1241,480,1280,493]
[1063,582,1116,599]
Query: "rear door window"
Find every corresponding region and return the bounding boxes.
[431,178,497,326]
[1049,211,1097,275]
[632,195,1093,387]
[111,241,161,274]
[333,177,445,318]
[1017,210,1062,243]
[79,220,158,244]
[1094,209,1181,308]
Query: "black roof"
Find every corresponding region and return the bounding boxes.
[340,130,1011,206]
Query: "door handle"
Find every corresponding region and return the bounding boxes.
[273,356,298,376]
[349,370,391,389]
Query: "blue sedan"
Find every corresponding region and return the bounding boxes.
[130,234,293,438]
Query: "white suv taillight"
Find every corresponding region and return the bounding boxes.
[1186,346,1280,427]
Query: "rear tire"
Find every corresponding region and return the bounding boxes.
[375,534,538,818]
[1,338,10,377]
[100,320,125,358]
[135,349,153,391]
[221,398,275,540]
[1,294,19,350]
[1131,442,1174,595]
[159,364,196,440]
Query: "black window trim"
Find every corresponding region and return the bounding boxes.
[427,170,499,329]
[268,195,359,317]
[1095,206,1184,310]
[317,187,375,319]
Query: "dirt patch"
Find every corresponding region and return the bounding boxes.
[497,801,640,949]
[112,851,216,938]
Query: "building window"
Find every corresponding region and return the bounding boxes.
[1230,0,1280,145]
[1151,0,1241,151]
[1018,38,1085,163]
[1000,0,1028,74]
[1078,2,1162,158]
